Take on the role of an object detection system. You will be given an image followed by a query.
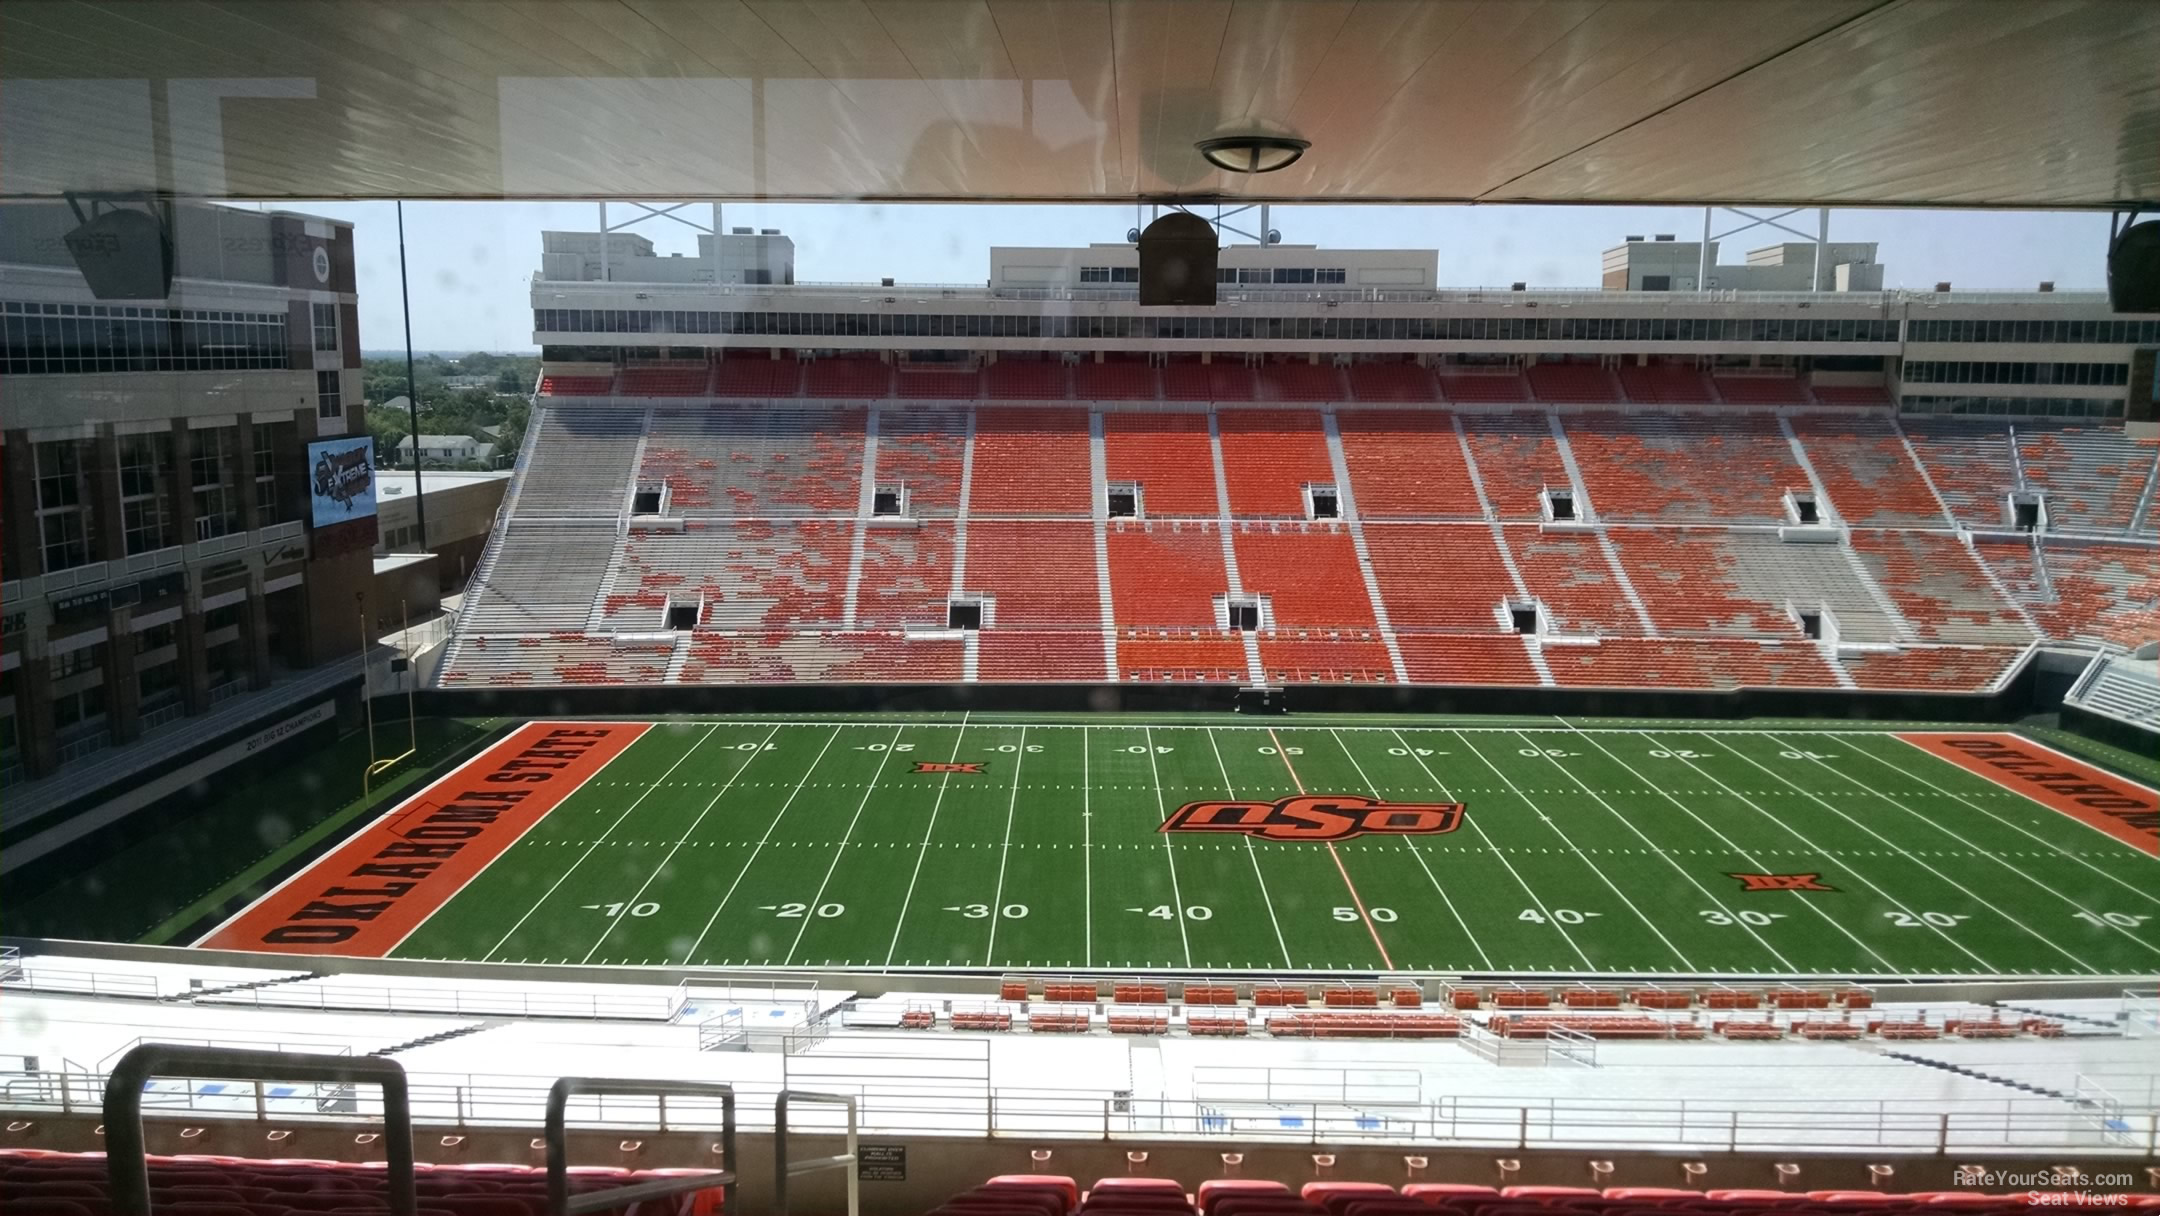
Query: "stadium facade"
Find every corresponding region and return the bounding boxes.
[0,202,375,794]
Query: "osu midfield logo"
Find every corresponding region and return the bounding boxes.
[1161,795,1464,843]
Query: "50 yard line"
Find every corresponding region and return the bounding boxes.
[1266,726,1394,971]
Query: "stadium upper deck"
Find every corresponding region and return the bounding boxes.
[425,236,2160,696]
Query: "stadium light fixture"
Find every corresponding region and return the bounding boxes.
[1196,135,1309,174]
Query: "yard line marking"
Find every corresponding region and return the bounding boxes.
[483,725,719,962]
[1082,724,1093,967]
[1205,727,1293,969]
[1513,728,1797,971]
[1694,732,2019,974]
[784,725,909,965]
[1327,728,1493,971]
[1860,735,2160,908]
[1763,731,2155,965]
[1442,730,1658,976]
[577,723,783,964]
[884,713,971,968]
[677,725,848,965]
[1144,725,1194,968]
[1407,729,1593,971]
[984,726,1028,962]
[1556,721,1898,973]
[1265,726,1394,971]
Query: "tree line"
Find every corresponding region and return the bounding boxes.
[361,352,539,470]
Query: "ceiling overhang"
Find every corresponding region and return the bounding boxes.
[2,0,2155,209]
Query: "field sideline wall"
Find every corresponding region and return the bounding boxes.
[16,938,2140,1007]
[408,663,2042,723]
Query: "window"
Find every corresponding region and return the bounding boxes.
[1079,267,1111,283]
[253,422,279,520]
[36,441,81,511]
[119,432,172,554]
[52,643,106,681]
[36,441,91,570]
[312,302,339,351]
[316,370,343,419]
[1316,268,1346,284]
[41,511,88,571]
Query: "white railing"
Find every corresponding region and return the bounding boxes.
[196,978,687,1022]
[0,1065,2149,1154]
[2,964,163,1000]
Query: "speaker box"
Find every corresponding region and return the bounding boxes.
[2109,220,2160,314]
[64,207,174,300]
[1137,212,1217,306]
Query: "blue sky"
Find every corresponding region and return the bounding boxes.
[269,200,2114,355]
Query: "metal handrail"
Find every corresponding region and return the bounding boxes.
[102,1043,415,1216]
[544,1077,735,1216]
[775,1090,859,1216]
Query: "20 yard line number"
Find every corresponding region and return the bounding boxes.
[761,902,845,918]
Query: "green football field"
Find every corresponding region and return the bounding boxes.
[216,717,2160,978]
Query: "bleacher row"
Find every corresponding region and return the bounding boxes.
[930,1174,2160,1216]
[546,357,1899,410]
[438,402,2155,692]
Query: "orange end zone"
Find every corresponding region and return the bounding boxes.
[1896,732,2160,858]
[200,721,649,956]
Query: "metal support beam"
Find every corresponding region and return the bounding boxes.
[104,1044,416,1216]
[546,1077,736,1216]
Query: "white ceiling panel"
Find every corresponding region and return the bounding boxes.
[1,0,2154,207]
